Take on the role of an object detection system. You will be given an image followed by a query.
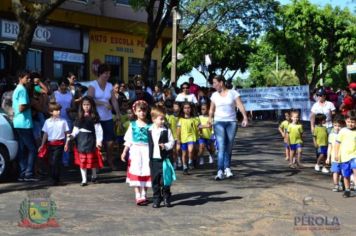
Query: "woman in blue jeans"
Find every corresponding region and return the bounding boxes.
[208,75,248,180]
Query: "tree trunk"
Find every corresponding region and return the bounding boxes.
[141,30,156,88]
[12,20,36,72]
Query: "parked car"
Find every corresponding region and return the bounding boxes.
[0,108,18,181]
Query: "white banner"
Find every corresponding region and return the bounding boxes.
[238,85,310,113]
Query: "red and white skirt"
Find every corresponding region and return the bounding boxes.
[126,144,151,187]
[73,146,104,169]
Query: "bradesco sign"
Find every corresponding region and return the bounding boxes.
[0,19,81,50]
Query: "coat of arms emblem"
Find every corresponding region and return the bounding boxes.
[19,191,59,228]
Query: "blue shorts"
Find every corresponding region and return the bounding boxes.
[289,143,302,151]
[199,138,211,145]
[100,119,115,142]
[317,146,328,156]
[330,162,342,174]
[180,142,195,151]
[284,143,289,148]
[351,158,356,170]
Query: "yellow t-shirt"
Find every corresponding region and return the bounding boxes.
[287,123,303,144]
[336,128,356,163]
[166,114,178,140]
[177,117,200,143]
[199,115,212,139]
[279,120,290,132]
[115,114,129,136]
[313,125,328,146]
[328,132,339,163]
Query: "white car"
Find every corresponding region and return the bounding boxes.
[0,109,18,181]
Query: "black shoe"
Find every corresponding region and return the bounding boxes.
[17,177,25,182]
[188,163,194,170]
[24,176,40,182]
[343,190,351,198]
[91,177,98,184]
[163,198,172,207]
[152,202,160,208]
[183,168,189,175]
[80,182,88,187]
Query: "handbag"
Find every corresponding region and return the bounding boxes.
[38,144,48,159]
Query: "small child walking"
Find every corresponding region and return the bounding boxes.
[121,100,152,205]
[313,113,329,173]
[278,110,291,161]
[198,104,215,165]
[148,106,175,208]
[326,115,345,192]
[39,102,69,186]
[334,110,356,198]
[164,99,179,169]
[65,96,103,186]
[177,102,200,175]
[286,110,303,168]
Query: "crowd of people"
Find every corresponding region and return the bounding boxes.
[4,63,355,203]
[5,64,249,208]
[278,84,356,198]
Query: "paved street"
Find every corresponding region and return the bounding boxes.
[0,120,355,236]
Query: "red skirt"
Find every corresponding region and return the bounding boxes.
[73,146,103,169]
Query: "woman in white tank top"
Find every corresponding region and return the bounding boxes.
[88,64,120,171]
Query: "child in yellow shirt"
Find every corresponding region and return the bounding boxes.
[177,102,200,175]
[198,104,215,165]
[313,113,329,173]
[326,115,345,192]
[286,110,303,168]
[334,110,356,198]
[278,110,291,161]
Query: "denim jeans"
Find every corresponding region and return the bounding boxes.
[213,121,238,171]
[16,128,37,178]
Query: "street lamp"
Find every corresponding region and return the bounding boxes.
[170,6,181,84]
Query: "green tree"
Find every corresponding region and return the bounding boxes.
[268,0,356,89]
[129,0,179,84]
[161,0,278,78]
[247,37,295,87]
[11,0,66,72]
[173,29,252,82]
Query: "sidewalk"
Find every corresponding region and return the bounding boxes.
[0,120,354,235]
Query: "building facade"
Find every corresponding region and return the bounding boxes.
[0,0,170,84]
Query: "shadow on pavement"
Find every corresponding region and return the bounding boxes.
[172,191,243,206]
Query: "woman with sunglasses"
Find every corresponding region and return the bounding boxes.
[175,82,198,105]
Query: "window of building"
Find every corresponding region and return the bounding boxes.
[26,49,42,72]
[53,51,85,81]
[105,55,123,83]
[128,57,157,88]
[71,0,89,4]
[115,0,130,5]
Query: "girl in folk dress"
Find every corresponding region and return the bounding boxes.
[65,96,103,186]
[121,100,152,205]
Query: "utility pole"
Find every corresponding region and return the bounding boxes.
[170,6,180,84]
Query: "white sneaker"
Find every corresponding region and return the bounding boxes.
[208,155,214,164]
[314,164,321,172]
[199,157,204,165]
[321,167,330,174]
[215,170,224,180]
[224,168,234,178]
[177,157,182,168]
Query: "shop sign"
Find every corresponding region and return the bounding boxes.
[54,51,85,63]
[0,19,81,50]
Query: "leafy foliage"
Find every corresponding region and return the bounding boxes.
[267,0,356,89]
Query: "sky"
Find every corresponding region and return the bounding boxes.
[177,0,355,87]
